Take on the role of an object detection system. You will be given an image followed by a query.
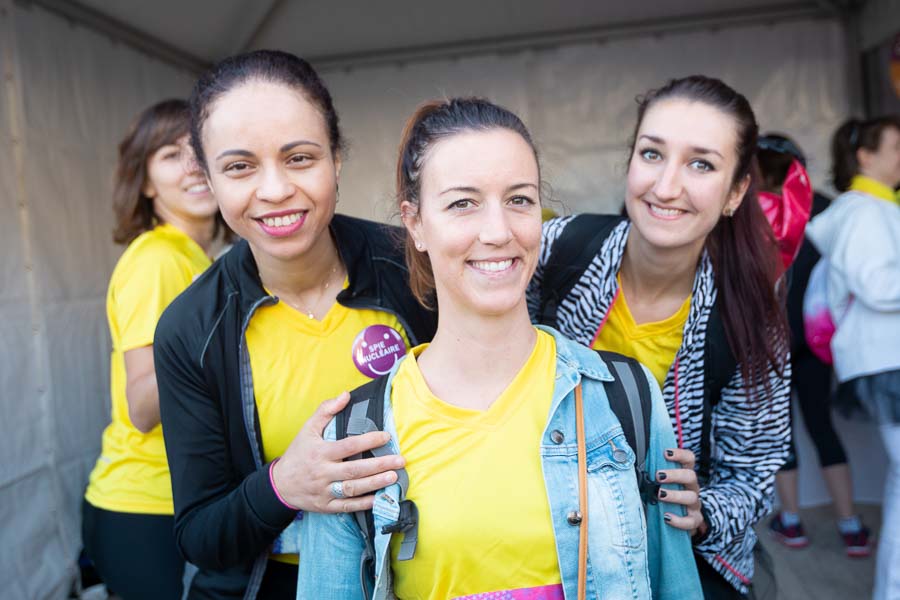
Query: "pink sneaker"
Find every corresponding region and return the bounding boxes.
[769,513,809,548]
[842,526,873,558]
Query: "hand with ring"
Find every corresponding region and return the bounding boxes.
[330,480,346,499]
[271,392,405,513]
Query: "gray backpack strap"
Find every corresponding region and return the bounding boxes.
[596,351,659,506]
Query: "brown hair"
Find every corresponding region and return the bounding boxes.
[112,99,190,245]
[831,116,900,192]
[396,97,540,309]
[629,76,788,395]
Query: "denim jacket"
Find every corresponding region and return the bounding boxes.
[295,327,702,599]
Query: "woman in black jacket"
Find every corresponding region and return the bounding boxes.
[154,50,436,599]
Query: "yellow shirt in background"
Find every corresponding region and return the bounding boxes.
[593,277,691,388]
[85,223,211,515]
[390,329,562,600]
[247,290,410,564]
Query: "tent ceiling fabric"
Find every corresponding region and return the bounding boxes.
[73,0,836,66]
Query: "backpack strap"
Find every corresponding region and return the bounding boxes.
[336,375,419,596]
[698,300,738,484]
[539,214,625,328]
[596,350,659,506]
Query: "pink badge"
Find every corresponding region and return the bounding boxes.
[352,325,407,378]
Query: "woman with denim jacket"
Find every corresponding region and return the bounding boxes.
[295,98,702,599]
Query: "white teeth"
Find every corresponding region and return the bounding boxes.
[649,204,684,217]
[186,184,209,193]
[261,212,302,227]
[471,259,514,272]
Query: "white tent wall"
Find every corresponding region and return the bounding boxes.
[0,4,890,598]
[322,15,887,507]
[0,2,194,597]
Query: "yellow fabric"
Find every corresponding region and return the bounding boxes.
[849,175,900,207]
[85,223,211,515]
[593,276,691,388]
[247,289,410,564]
[389,329,561,599]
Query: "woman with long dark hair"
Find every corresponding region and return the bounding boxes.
[297,96,701,599]
[153,51,435,599]
[529,76,791,598]
[806,115,900,600]
[83,99,220,599]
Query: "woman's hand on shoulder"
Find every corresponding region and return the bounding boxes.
[271,392,406,513]
[656,448,706,537]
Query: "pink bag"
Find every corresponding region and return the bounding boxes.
[802,259,835,364]
[758,159,814,271]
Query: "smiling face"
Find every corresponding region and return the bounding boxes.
[201,80,341,264]
[403,128,541,318]
[143,134,217,226]
[625,98,749,256]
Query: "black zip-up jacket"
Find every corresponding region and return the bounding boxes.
[154,215,437,599]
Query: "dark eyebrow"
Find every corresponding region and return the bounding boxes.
[215,140,321,162]
[281,140,322,153]
[507,183,539,193]
[638,135,723,159]
[439,185,480,195]
[215,149,253,161]
[439,182,538,195]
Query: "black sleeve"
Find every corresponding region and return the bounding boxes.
[155,314,296,570]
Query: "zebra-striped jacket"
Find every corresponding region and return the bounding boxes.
[527,216,791,594]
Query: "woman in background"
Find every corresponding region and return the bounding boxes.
[807,115,900,600]
[529,76,792,599]
[758,134,867,556]
[83,99,220,599]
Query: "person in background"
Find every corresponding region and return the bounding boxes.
[529,76,792,599]
[154,50,435,599]
[759,134,867,556]
[82,99,220,599]
[297,96,702,600]
[806,115,900,600]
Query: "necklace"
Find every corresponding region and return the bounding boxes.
[293,264,339,319]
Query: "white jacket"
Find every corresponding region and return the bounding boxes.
[806,191,900,381]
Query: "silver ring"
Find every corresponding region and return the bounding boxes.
[330,481,346,499]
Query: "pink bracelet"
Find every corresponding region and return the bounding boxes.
[269,458,299,511]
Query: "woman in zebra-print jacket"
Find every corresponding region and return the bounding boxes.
[528,76,791,598]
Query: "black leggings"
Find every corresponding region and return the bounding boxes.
[782,348,848,471]
[82,499,185,600]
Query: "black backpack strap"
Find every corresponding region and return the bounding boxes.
[336,375,419,595]
[698,300,738,484]
[539,214,625,328]
[596,350,659,506]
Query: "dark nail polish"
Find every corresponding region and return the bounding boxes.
[659,489,668,498]
[666,449,674,458]
[664,514,672,523]
[657,472,667,481]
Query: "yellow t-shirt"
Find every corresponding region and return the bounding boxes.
[593,277,691,387]
[246,290,410,564]
[85,223,211,514]
[390,329,562,600]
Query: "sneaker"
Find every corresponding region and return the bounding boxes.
[769,513,809,548]
[842,526,873,558]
